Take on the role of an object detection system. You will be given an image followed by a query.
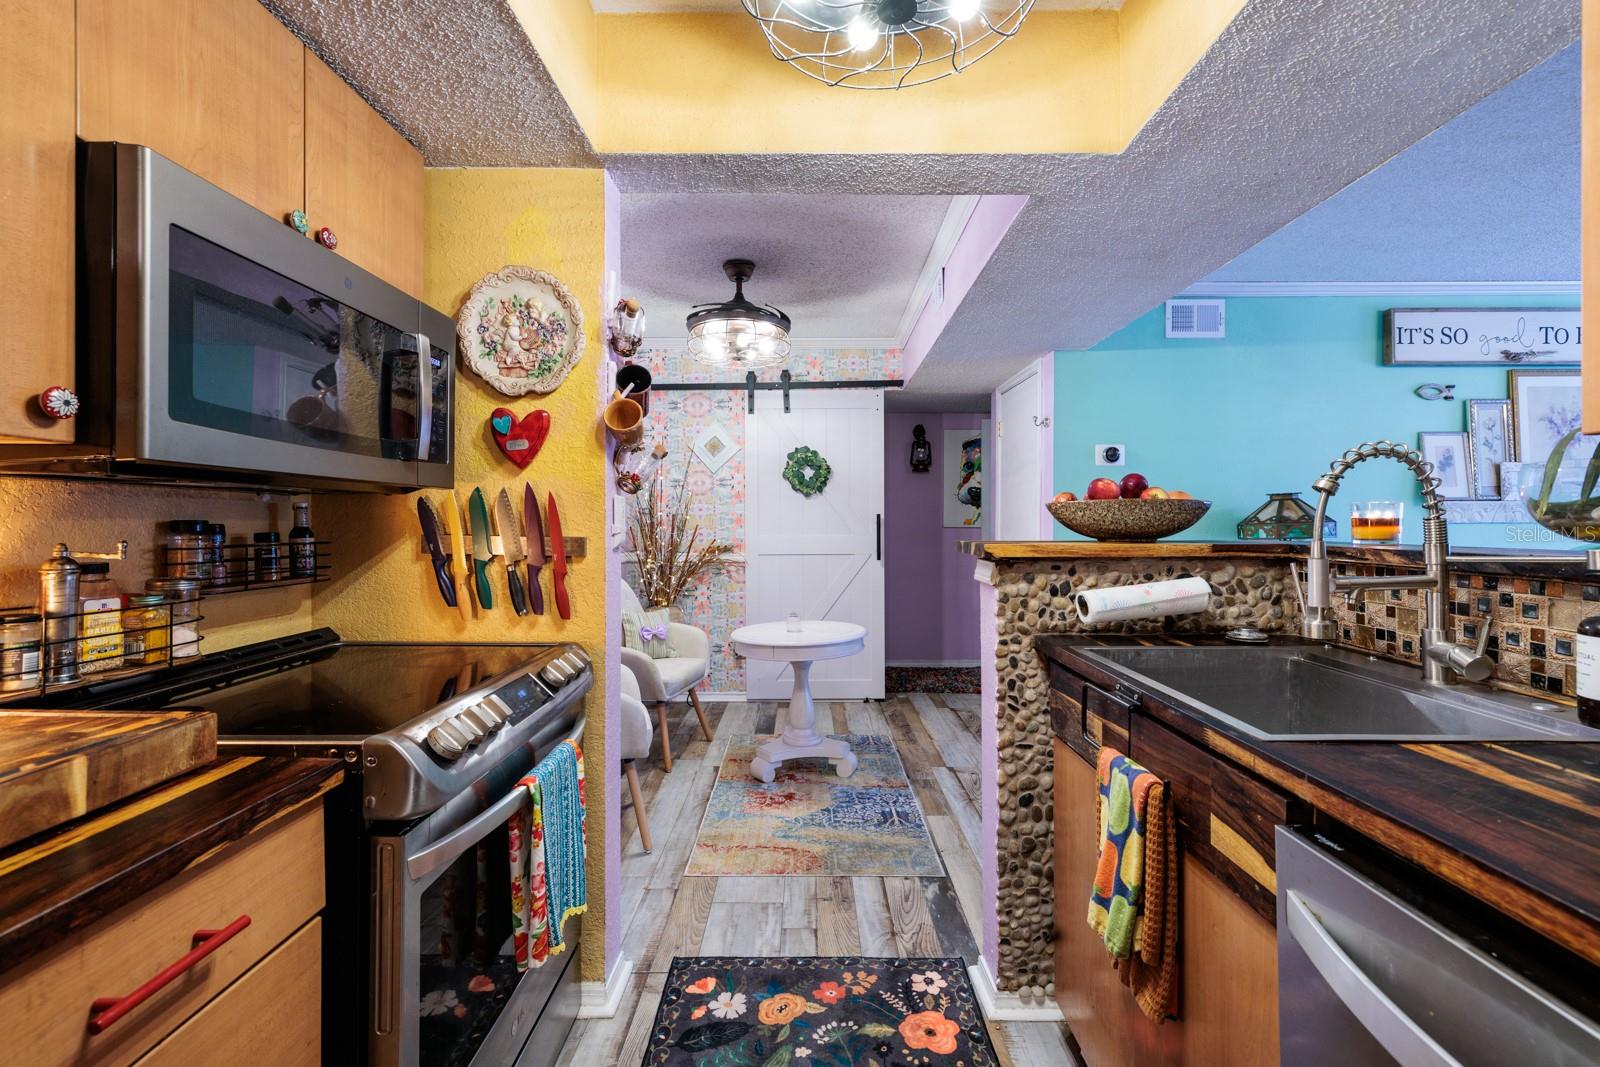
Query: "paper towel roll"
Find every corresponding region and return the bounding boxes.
[1074,576,1212,625]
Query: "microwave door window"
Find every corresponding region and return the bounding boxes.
[167,227,406,460]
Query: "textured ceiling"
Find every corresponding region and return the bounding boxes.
[261,0,1581,411]
[622,193,952,341]
[1202,43,1579,283]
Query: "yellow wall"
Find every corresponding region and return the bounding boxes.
[512,5,1244,156]
[0,479,314,653]
[314,166,615,979]
[1118,0,1250,142]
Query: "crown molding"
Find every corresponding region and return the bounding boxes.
[1179,280,1581,297]
[893,195,982,347]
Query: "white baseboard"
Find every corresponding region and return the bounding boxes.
[696,691,748,702]
[887,660,981,668]
[968,958,1064,1023]
[577,952,635,1019]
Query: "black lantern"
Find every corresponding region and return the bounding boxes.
[909,424,932,472]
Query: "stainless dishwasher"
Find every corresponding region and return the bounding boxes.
[1276,826,1600,1067]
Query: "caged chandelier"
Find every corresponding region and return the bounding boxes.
[685,259,792,370]
[740,0,1035,90]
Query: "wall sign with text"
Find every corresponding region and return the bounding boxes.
[1382,307,1580,366]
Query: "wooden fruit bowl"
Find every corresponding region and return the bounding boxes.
[1046,498,1211,541]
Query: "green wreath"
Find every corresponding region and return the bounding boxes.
[783,446,832,497]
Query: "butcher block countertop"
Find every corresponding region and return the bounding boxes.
[0,756,342,974]
[1039,634,1600,968]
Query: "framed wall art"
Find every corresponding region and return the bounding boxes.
[1509,369,1582,468]
[943,428,982,528]
[1418,431,1471,499]
[456,265,586,396]
[1465,399,1512,499]
[1383,308,1581,366]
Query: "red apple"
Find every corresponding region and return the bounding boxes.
[1086,478,1120,500]
[1052,491,1077,504]
[1119,472,1149,498]
[1140,486,1169,500]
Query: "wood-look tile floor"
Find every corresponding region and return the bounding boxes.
[555,693,1080,1066]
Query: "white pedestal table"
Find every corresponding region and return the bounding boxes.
[730,620,867,784]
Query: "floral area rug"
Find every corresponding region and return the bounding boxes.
[685,735,944,877]
[885,666,980,694]
[645,956,999,1066]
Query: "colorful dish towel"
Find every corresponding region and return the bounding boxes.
[510,740,588,971]
[1087,746,1180,1021]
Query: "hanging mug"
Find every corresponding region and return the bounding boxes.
[615,363,653,416]
[603,394,645,449]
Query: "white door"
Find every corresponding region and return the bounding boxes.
[997,365,1043,540]
[745,389,886,700]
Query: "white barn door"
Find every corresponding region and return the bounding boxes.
[745,389,885,700]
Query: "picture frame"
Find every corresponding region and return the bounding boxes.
[691,420,740,473]
[1383,308,1581,365]
[1465,399,1513,499]
[943,428,982,528]
[1419,432,1472,499]
[1508,369,1583,468]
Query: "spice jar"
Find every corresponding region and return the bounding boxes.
[164,520,210,580]
[204,523,229,587]
[78,561,125,674]
[253,531,283,583]
[122,594,171,667]
[145,578,201,658]
[0,612,42,693]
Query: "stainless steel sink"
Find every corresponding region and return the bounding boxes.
[1080,643,1600,742]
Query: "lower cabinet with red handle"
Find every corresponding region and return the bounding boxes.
[87,915,252,1034]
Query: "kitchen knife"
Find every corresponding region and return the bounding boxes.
[446,490,471,618]
[467,488,495,610]
[416,497,458,609]
[547,491,571,620]
[523,482,546,616]
[495,488,530,616]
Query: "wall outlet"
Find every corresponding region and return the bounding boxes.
[1095,444,1126,466]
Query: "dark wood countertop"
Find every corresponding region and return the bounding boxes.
[960,538,1597,579]
[1038,634,1600,966]
[0,756,342,973]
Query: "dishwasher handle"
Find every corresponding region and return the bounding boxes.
[1284,890,1463,1067]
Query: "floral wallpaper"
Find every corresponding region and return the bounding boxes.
[625,346,901,692]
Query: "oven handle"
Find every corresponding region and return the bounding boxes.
[415,331,433,463]
[407,781,526,883]
[406,718,586,882]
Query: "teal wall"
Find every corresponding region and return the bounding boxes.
[1051,295,1583,550]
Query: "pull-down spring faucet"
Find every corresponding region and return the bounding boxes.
[1294,440,1491,685]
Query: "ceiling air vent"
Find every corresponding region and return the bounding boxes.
[1165,299,1226,339]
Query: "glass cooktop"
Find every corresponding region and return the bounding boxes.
[49,635,553,738]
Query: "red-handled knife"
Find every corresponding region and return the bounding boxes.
[547,491,571,620]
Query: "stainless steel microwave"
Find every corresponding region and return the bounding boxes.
[0,142,453,492]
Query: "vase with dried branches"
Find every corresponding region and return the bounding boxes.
[627,469,735,609]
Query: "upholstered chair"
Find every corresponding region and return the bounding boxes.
[619,665,654,853]
[619,582,712,771]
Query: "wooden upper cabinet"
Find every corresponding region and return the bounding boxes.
[77,0,305,221]
[305,54,425,298]
[0,0,78,443]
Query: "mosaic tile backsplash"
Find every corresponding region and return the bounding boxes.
[1325,562,1595,698]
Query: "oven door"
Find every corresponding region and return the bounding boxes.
[95,142,453,490]
[371,746,577,1067]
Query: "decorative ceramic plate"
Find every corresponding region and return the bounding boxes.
[457,266,586,396]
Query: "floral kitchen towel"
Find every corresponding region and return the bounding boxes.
[508,774,549,971]
[532,740,587,957]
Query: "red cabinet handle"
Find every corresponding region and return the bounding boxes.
[86,915,251,1035]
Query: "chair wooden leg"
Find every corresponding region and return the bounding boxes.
[688,687,713,742]
[657,702,674,772]
[624,760,652,854]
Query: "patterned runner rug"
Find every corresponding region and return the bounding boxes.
[685,734,944,877]
[644,955,1000,1066]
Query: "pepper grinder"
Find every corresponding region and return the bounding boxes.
[39,540,128,686]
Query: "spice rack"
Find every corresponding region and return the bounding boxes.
[0,601,206,699]
[158,540,333,593]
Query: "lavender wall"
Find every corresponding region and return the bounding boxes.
[884,412,983,665]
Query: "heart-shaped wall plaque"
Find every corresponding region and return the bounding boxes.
[489,407,551,468]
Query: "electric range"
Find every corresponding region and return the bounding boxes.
[46,628,593,1067]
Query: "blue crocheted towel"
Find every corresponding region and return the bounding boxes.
[532,740,588,955]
